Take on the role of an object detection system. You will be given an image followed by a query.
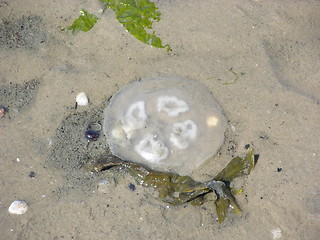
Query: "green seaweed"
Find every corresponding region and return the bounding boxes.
[222,68,240,85]
[211,148,255,222]
[66,10,99,33]
[214,148,255,182]
[100,0,171,51]
[92,148,256,223]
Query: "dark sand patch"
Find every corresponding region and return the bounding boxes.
[47,107,109,181]
[0,15,46,50]
[0,79,40,118]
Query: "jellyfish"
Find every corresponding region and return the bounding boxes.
[103,76,227,175]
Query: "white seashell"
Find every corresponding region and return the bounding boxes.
[8,200,28,215]
[76,92,89,106]
[271,228,282,239]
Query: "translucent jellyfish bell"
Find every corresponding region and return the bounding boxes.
[103,76,227,175]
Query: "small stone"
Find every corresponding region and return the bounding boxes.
[8,200,28,215]
[28,171,36,178]
[260,135,269,139]
[128,183,136,191]
[84,129,100,141]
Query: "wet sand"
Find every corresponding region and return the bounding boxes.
[0,0,319,239]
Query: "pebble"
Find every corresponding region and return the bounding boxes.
[8,200,28,215]
[128,183,136,191]
[76,92,89,106]
[28,171,36,178]
[84,129,100,141]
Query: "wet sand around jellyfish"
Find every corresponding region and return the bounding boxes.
[103,76,227,175]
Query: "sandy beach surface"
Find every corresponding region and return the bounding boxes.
[1,0,319,239]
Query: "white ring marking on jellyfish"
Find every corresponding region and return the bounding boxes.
[170,120,198,149]
[121,101,147,138]
[135,134,169,163]
[157,96,189,117]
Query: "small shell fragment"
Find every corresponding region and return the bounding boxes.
[271,228,282,239]
[0,105,8,118]
[76,92,89,106]
[8,200,28,215]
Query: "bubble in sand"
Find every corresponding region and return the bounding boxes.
[103,76,227,175]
